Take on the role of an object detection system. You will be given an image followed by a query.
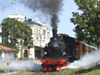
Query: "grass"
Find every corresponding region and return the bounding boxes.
[0,69,4,73]
[1,66,100,75]
[46,68,100,75]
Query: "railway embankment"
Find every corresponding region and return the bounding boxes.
[84,61,100,70]
[0,60,100,75]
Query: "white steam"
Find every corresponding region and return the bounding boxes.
[1,50,100,71]
[0,58,43,72]
[67,50,100,69]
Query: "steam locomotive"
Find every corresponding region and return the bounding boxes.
[41,29,97,71]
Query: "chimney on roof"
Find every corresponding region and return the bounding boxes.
[28,19,32,22]
[25,16,26,21]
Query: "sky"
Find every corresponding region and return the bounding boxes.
[0,0,79,38]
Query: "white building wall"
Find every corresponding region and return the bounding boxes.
[30,47,35,59]
[17,46,21,58]
[8,14,25,22]
[1,51,4,61]
[17,51,21,58]
[0,35,2,43]
[0,26,2,43]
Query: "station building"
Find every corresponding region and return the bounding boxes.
[0,14,52,59]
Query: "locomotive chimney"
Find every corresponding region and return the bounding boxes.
[52,29,57,39]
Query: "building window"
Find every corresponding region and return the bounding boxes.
[35,50,41,59]
[43,30,46,35]
[47,32,50,37]
[39,30,40,34]
[3,37,8,42]
[36,29,38,34]
[38,29,40,34]
[24,50,28,57]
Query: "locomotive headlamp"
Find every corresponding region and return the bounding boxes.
[44,52,47,55]
[63,52,66,55]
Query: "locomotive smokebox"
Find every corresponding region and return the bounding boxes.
[52,29,57,39]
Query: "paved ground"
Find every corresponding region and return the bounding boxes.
[0,71,19,75]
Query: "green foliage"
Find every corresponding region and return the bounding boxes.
[0,41,10,47]
[83,40,96,47]
[2,67,100,75]
[71,0,100,48]
[1,18,33,50]
[13,45,20,53]
[60,33,70,37]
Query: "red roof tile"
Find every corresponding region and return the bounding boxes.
[0,45,15,51]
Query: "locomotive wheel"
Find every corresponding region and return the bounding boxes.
[41,63,67,71]
[56,63,67,71]
[41,64,56,71]
[51,65,56,71]
[41,64,52,71]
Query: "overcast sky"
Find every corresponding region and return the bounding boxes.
[0,0,80,38]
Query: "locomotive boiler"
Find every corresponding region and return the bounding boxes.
[41,29,70,71]
[44,30,69,57]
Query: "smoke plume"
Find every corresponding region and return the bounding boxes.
[67,50,100,69]
[20,0,64,30]
[0,57,43,72]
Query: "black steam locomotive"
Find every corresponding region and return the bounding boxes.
[41,29,76,71]
[41,29,97,71]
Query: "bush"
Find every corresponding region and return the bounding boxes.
[19,58,29,60]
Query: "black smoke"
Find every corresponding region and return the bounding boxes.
[20,0,64,30]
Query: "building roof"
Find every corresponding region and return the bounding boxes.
[34,46,44,49]
[23,19,48,27]
[23,20,41,26]
[0,45,15,51]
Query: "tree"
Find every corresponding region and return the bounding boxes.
[60,33,70,37]
[1,18,33,52]
[83,40,96,47]
[70,0,100,48]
